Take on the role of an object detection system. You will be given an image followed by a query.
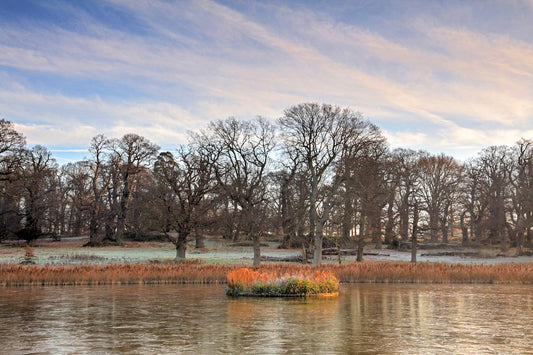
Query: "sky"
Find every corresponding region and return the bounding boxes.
[1,0,533,164]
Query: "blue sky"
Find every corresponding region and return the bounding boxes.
[1,0,533,163]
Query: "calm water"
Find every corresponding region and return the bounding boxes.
[1,283,532,354]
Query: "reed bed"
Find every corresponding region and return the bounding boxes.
[2,261,533,286]
[0,264,231,286]
[226,267,339,296]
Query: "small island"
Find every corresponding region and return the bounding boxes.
[226,267,339,297]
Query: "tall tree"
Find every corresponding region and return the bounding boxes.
[19,146,58,244]
[61,161,90,236]
[276,151,311,258]
[0,119,26,182]
[505,139,533,254]
[110,134,159,245]
[280,102,379,265]
[153,145,217,259]
[475,146,510,251]
[204,117,275,266]
[458,160,487,245]
[0,119,26,240]
[390,149,422,249]
[84,135,112,246]
[417,153,461,243]
[339,125,388,259]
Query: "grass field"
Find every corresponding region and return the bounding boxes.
[2,235,533,286]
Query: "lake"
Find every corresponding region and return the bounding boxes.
[1,283,532,354]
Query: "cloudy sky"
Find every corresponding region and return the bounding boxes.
[1,0,533,163]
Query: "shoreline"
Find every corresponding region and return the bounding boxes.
[3,262,533,287]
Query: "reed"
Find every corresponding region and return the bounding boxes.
[2,261,533,286]
[226,267,339,296]
[0,264,231,286]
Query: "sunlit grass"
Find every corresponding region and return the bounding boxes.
[2,262,533,286]
[226,267,339,296]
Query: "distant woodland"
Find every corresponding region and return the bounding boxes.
[2,103,533,265]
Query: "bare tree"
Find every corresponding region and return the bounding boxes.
[276,151,311,259]
[204,117,275,266]
[390,149,423,254]
[0,119,26,182]
[339,126,388,260]
[280,103,376,265]
[153,145,217,259]
[459,161,488,246]
[110,134,159,245]
[83,135,113,246]
[475,146,511,251]
[417,153,461,243]
[61,161,90,236]
[19,146,58,244]
[504,139,533,254]
[0,119,26,240]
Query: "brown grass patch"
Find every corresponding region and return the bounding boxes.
[226,267,339,296]
[2,261,533,286]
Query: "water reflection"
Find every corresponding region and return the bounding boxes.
[1,283,532,354]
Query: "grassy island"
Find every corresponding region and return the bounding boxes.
[226,267,339,297]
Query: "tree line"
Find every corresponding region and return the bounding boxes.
[2,103,533,265]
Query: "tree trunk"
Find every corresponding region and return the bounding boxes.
[104,223,114,242]
[516,228,524,256]
[302,243,308,264]
[384,198,394,245]
[440,204,450,243]
[370,207,382,249]
[460,211,468,245]
[175,232,188,260]
[86,205,101,247]
[441,218,448,244]
[72,207,82,237]
[252,234,261,266]
[313,227,323,266]
[399,201,409,242]
[342,185,354,241]
[429,210,439,243]
[195,227,205,249]
[356,216,365,262]
[309,176,319,265]
[115,178,131,246]
[500,229,508,252]
[115,215,125,246]
[411,203,419,263]
[280,175,295,249]
[474,216,482,246]
[300,231,310,264]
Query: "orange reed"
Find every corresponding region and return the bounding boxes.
[2,261,533,286]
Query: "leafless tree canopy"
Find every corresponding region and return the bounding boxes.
[2,104,533,262]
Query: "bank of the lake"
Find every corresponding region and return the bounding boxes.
[3,262,533,286]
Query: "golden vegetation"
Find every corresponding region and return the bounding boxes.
[0,263,230,286]
[226,267,339,296]
[2,262,533,286]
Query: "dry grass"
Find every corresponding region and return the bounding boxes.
[329,262,533,284]
[226,267,339,296]
[0,264,231,286]
[2,261,533,286]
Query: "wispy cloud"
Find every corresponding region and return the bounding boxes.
[2,86,201,148]
[0,0,532,161]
